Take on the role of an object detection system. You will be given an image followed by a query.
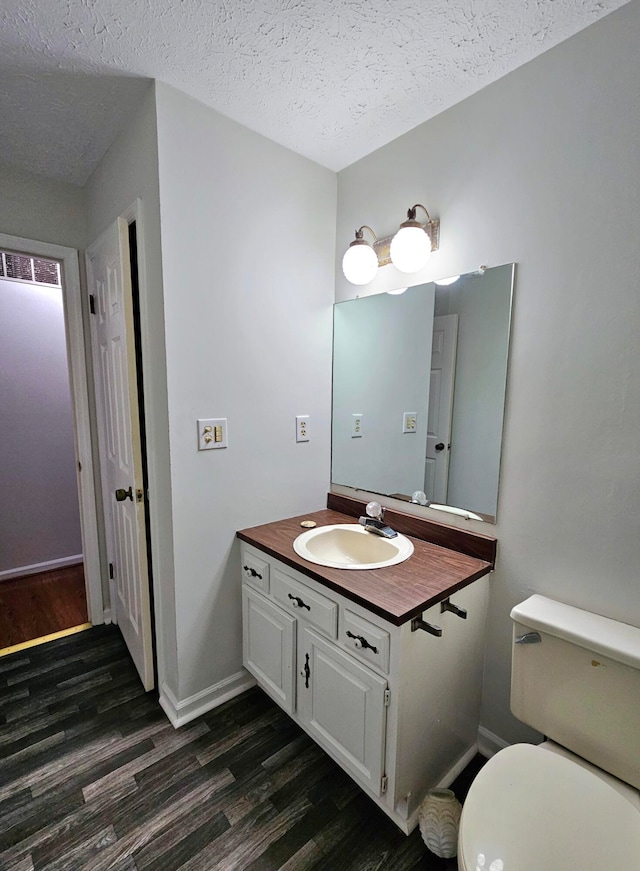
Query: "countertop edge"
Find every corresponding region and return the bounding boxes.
[237,512,493,626]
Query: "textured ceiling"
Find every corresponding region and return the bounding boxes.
[0,0,632,185]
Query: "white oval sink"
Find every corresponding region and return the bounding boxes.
[293,523,414,570]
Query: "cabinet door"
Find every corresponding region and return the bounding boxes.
[242,585,296,714]
[298,627,388,796]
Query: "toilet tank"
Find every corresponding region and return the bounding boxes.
[510,595,640,790]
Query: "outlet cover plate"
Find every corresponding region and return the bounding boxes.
[402,412,417,434]
[296,415,310,443]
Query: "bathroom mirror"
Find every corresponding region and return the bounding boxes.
[331,263,515,522]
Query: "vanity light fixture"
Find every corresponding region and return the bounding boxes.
[342,225,379,286]
[390,204,439,274]
[435,275,461,286]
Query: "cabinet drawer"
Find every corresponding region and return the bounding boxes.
[340,610,390,674]
[271,566,337,639]
[241,546,270,592]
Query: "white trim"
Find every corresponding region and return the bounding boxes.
[0,232,104,625]
[0,555,84,582]
[387,743,481,835]
[108,577,117,623]
[436,743,480,788]
[159,671,256,729]
[477,725,511,758]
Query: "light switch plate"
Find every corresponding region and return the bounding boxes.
[296,415,310,442]
[402,412,417,434]
[197,418,228,450]
[351,413,364,438]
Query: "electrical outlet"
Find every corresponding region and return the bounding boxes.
[197,418,228,450]
[296,415,310,442]
[402,412,417,434]
[351,413,364,438]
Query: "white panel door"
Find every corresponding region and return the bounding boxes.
[87,219,154,691]
[242,586,296,714]
[425,314,458,503]
[298,627,388,796]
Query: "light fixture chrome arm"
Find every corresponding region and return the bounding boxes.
[409,204,432,221]
[354,225,378,243]
[401,204,436,240]
[389,201,440,274]
[342,224,380,285]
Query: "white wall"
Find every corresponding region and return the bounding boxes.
[0,278,82,573]
[154,83,337,703]
[336,1,640,744]
[0,163,85,250]
[332,286,434,496]
[84,82,179,693]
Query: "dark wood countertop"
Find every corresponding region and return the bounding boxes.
[237,509,493,626]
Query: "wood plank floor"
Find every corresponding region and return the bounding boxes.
[0,625,485,870]
[0,564,87,649]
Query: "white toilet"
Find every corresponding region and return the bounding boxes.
[458,594,640,870]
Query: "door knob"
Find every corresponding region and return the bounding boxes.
[435,442,445,452]
[115,487,133,502]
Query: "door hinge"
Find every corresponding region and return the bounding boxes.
[89,294,96,314]
[383,689,391,707]
[109,562,114,580]
[381,774,388,794]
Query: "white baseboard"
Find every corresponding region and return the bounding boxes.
[394,743,481,835]
[436,743,479,788]
[0,554,84,582]
[159,670,256,729]
[477,725,511,758]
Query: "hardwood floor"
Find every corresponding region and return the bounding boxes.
[0,564,88,649]
[0,625,484,870]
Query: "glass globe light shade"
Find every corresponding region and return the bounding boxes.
[342,241,378,285]
[435,275,460,286]
[390,225,432,274]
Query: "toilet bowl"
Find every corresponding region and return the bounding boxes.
[458,742,640,870]
[457,595,640,870]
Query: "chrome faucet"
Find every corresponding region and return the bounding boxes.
[358,501,398,539]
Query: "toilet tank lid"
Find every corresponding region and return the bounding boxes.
[511,595,640,670]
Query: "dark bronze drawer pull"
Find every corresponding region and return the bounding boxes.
[288,593,310,611]
[346,630,378,654]
[243,565,262,580]
[302,653,311,688]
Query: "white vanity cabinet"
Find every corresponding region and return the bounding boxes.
[241,542,490,833]
[298,626,389,796]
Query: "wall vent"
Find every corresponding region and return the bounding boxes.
[0,250,61,288]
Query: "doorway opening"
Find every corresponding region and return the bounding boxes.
[0,248,91,654]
